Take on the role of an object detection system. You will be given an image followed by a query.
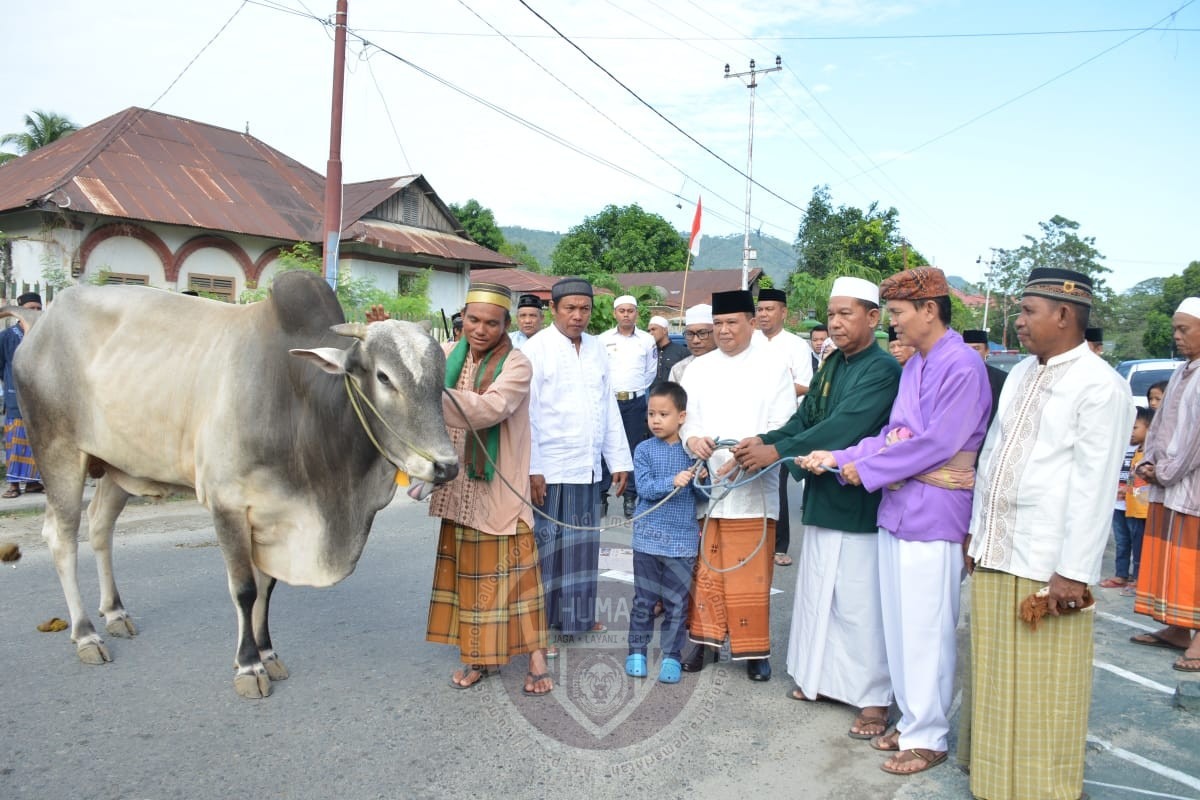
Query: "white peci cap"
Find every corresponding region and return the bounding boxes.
[613,294,637,309]
[1176,297,1200,320]
[684,304,713,326]
[648,315,669,329]
[830,276,879,306]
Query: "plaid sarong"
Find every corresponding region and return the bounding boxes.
[689,518,775,659]
[426,520,547,666]
[1135,501,1200,628]
[967,570,1092,800]
[4,412,41,484]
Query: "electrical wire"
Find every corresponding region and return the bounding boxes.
[347,26,1200,41]
[148,0,249,110]
[516,0,807,214]
[842,0,1198,182]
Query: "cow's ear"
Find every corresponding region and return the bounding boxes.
[289,347,349,375]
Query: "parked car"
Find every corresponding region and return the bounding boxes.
[1116,358,1182,407]
[986,352,1024,373]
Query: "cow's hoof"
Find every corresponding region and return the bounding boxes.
[77,640,112,665]
[263,653,289,682]
[234,669,272,699]
[104,614,137,638]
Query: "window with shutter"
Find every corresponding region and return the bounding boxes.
[188,274,236,303]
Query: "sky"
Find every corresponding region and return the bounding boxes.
[3,0,1197,293]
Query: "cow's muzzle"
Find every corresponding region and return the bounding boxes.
[433,461,459,485]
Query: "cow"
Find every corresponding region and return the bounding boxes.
[5,270,458,698]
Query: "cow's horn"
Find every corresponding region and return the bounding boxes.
[332,322,370,340]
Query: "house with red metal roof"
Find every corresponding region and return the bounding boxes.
[0,107,513,313]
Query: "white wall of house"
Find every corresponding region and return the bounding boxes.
[342,256,469,319]
[176,246,245,298]
[84,235,168,286]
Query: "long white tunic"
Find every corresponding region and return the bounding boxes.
[967,342,1134,584]
[680,342,795,519]
[523,324,633,484]
[752,328,814,406]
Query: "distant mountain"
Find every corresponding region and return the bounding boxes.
[500,226,797,286]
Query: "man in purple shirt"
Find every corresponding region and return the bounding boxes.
[803,266,990,776]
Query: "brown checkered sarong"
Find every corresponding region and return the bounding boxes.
[688,517,775,659]
[967,570,1092,800]
[426,520,547,666]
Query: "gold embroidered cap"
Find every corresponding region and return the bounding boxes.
[1022,268,1093,307]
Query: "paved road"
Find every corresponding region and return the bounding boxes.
[2,491,1197,800]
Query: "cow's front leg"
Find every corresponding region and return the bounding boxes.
[213,507,271,699]
[253,569,288,681]
[87,475,136,638]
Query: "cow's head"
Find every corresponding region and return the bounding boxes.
[290,321,459,484]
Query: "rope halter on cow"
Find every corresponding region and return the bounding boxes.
[343,373,441,471]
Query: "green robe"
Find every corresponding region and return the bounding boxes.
[760,343,901,533]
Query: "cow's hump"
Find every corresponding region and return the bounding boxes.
[269,270,345,335]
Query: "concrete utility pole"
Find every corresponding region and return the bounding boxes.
[725,56,781,291]
[322,0,349,291]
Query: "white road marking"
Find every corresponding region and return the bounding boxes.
[1083,779,1198,800]
[1097,609,1159,633]
[1087,735,1200,793]
[1093,659,1174,694]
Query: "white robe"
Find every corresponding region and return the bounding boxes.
[786,525,892,708]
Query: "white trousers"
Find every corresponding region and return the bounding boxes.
[878,529,964,752]
[786,526,892,708]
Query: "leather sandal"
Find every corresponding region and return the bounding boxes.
[880,748,948,775]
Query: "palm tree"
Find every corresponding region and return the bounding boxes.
[0,110,79,165]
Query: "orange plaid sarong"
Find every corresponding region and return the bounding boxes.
[1134,502,1200,628]
[426,520,548,665]
[688,517,775,659]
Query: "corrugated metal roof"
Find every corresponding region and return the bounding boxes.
[464,267,562,299]
[0,107,513,266]
[617,268,763,309]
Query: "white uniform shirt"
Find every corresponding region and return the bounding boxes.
[680,342,795,519]
[968,343,1134,584]
[597,327,657,394]
[509,330,530,349]
[522,324,634,484]
[752,328,814,408]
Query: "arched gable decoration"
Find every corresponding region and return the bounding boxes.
[172,235,254,283]
[79,223,172,277]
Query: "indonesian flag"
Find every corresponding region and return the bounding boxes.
[688,196,703,257]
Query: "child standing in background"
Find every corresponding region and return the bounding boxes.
[626,382,706,684]
[1100,406,1154,594]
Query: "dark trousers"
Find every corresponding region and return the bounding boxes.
[600,393,648,497]
[1113,510,1145,581]
[628,551,695,661]
[775,463,791,554]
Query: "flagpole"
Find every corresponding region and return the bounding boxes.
[680,251,693,316]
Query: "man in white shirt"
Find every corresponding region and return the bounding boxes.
[597,295,657,517]
[752,288,814,568]
[523,278,634,649]
[680,290,795,682]
[508,293,544,349]
[963,267,1133,800]
[668,304,716,384]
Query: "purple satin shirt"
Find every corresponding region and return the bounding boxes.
[834,330,991,543]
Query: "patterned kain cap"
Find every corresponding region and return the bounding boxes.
[1022,267,1093,308]
[880,267,950,301]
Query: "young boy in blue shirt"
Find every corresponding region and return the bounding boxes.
[626,382,706,684]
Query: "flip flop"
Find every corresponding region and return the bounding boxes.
[523,672,554,696]
[449,666,495,689]
[880,748,947,775]
[848,711,890,740]
[1173,656,1200,672]
[1130,632,1187,651]
[774,552,793,567]
[870,730,901,752]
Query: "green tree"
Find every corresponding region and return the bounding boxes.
[449,199,505,252]
[0,110,79,165]
[239,242,430,321]
[792,185,927,279]
[1158,261,1200,316]
[551,204,687,275]
[498,240,542,272]
[1143,311,1174,357]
